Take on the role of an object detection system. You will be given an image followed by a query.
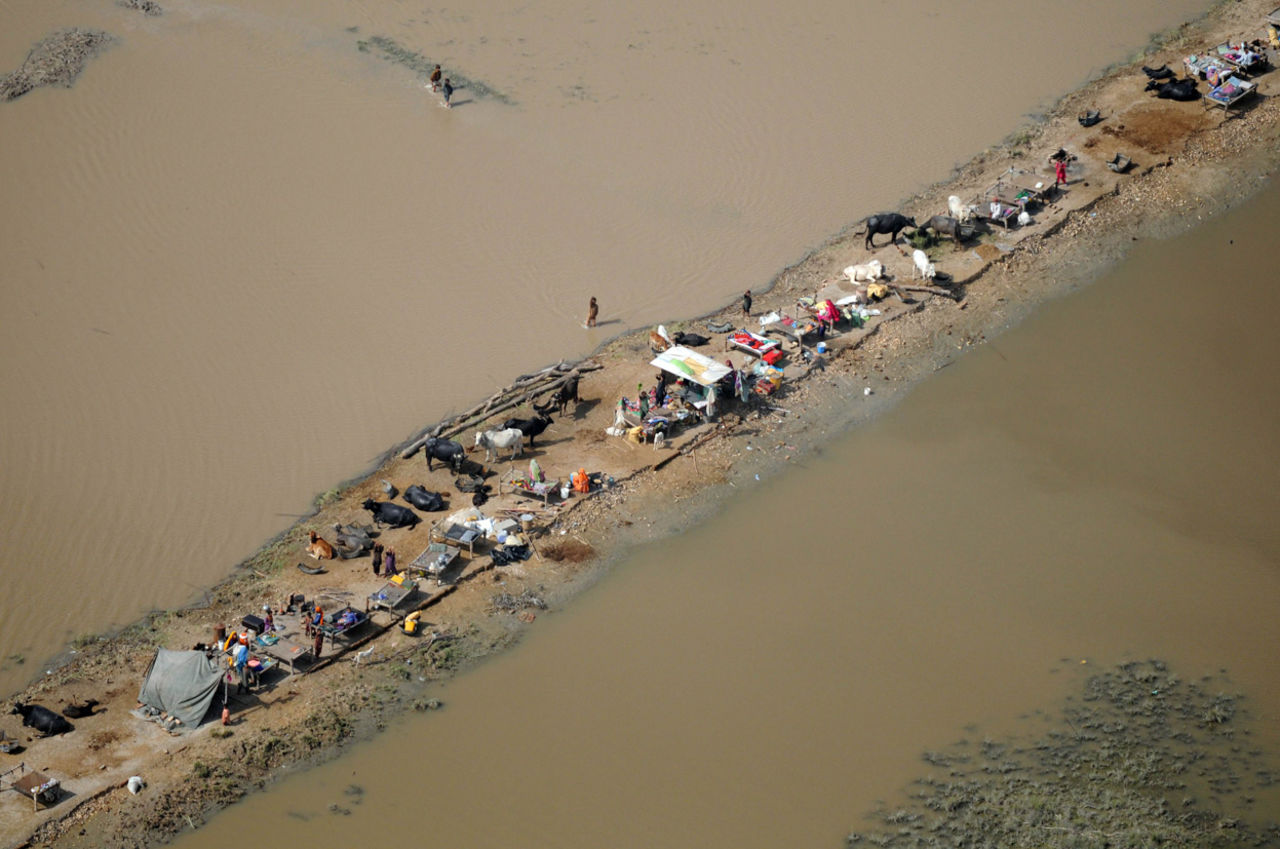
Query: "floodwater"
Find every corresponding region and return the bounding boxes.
[0,0,1212,692]
[171,175,1280,848]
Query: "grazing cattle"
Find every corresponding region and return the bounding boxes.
[474,428,524,463]
[857,212,917,250]
[306,531,335,560]
[549,373,580,415]
[361,498,421,529]
[843,259,883,282]
[1145,77,1198,101]
[423,436,466,472]
[62,699,99,719]
[403,484,446,512]
[921,215,974,249]
[11,702,73,737]
[948,195,974,223]
[499,412,554,449]
[912,249,936,281]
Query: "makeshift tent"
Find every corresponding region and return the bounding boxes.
[136,648,223,732]
[650,346,731,387]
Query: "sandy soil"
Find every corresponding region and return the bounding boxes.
[4,2,1280,845]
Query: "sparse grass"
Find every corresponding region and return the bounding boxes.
[907,230,939,251]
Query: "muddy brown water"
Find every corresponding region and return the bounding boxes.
[165,166,1280,844]
[0,0,1215,692]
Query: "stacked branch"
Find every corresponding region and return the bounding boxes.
[401,360,601,458]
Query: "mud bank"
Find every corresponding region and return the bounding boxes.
[5,1,1280,846]
[846,660,1280,849]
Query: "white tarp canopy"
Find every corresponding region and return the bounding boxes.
[649,346,731,387]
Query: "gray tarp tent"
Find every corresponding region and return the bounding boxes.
[136,648,224,731]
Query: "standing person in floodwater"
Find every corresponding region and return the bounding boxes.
[587,296,598,328]
[441,78,453,108]
[429,64,442,92]
[742,290,752,316]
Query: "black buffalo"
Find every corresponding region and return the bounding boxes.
[859,212,917,250]
[403,484,446,512]
[921,214,974,249]
[672,331,710,347]
[500,413,554,449]
[549,373,580,415]
[12,702,73,736]
[62,699,99,719]
[1145,77,1198,101]
[361,498,420,529]
[423,436,466,472]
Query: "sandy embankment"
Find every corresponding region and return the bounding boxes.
[5,1,1280,846]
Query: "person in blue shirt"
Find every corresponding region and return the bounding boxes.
[232,639,250,694]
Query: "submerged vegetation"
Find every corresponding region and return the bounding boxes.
[0,29,114,102]
[848,660,1280,849]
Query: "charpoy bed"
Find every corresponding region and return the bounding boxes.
[1205,75,1257,110]
[726,329,781,359]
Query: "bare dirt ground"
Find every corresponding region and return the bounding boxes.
[4,1,1280,846]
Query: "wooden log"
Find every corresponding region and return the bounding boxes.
[893,283,960,300]
[401,362,602,458]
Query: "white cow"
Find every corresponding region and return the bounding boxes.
[843,259,884,282]
[948,195,973,223]
[474,427,524,462]
[912,249,936,281]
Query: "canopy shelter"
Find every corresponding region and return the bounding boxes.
[136,648,223,732]
[649,346,731,387]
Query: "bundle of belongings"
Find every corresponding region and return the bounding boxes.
[490,543,532,566]
[751,360,784,395]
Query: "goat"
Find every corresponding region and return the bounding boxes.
[912,249,936,281]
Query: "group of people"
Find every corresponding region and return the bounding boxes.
[370,542,398,577]
[428,64,454,108]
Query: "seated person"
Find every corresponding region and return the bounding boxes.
[572,467,590,493]
[337,609,359,628]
